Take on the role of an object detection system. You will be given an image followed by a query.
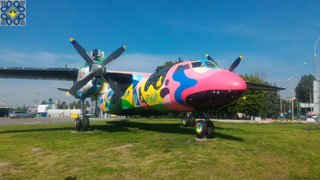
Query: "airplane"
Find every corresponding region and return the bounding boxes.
[0,38,284,138]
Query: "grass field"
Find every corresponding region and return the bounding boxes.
[0,119,319,179]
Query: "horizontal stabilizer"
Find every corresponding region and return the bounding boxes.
[246,82,285,91]
[57,88,69,92]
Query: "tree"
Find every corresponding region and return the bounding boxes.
[155,59,183,71]
[60,101,67,109]
[265,87,280,118]
[234,74,266,118]
[295,74,315,103]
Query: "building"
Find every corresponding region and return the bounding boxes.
[0,100,11,117]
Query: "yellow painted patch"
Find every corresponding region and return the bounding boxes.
[140,79,164,106]
[70,113,79,118]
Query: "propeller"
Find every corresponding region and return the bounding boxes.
[205,54,219,65]
[228,56,242,72]
[66,38,126,96]
[69,38,95,65]
[205,54,242,72]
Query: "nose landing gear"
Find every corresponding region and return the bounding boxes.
[182,112,215,139]
[195,119,215,139]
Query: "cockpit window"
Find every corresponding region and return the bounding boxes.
[183,64,190,70]
[191,62,203,68]
[175,65,183,73]
[204,61,217,68]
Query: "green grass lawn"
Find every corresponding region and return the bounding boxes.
[0,119,319,179]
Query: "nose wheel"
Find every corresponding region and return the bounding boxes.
[195,118,215,139]
[181,112,215,139]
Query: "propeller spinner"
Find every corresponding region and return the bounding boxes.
[66,38,126,97]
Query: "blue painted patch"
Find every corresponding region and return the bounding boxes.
[172,65,197,105]
[133,74,144,88]
[133,88,140,106]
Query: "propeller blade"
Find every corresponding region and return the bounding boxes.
[205,54,219,65]
[69,38,95,65]
[101,46,126,66]
[66,72,95,96]
[228,56,242,72]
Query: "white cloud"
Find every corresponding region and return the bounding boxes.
[108,53,178,73]
[0,49,81,68]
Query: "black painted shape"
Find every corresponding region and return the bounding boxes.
[160,88,170,98]
[186,90,245,110]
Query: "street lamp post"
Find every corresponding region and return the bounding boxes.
[290,78,294,121]
[314,36,320,124]
[286,62,307,121]
[314,36,320,81]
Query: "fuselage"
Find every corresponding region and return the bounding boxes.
[97,59,247,115]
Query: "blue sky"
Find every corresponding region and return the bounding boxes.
[0,0,319,106]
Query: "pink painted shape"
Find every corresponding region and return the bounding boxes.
[181,70,247,101]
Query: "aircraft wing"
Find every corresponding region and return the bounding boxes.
[0,67,78,81]
[246,81,285,91]
[103,71,133,96]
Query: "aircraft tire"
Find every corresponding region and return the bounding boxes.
[187,117,195,127]
[206,121,215,137]
[74,118,82,131]
[81,117,90,131]
[195,120,207,138]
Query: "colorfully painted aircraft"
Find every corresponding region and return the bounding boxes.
[0,38,284,138]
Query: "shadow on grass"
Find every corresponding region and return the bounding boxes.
[90,120,243,142]
[0,127,73,134]
[0,119,243,141]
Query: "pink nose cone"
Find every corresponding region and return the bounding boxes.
[205,70,247,91]
[184,70,247,110]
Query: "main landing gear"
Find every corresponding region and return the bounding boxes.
[182,112,215,139]
[74,100,90,131]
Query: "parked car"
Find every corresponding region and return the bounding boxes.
[9,111,36,118]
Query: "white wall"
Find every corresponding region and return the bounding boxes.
[47,109,81,118]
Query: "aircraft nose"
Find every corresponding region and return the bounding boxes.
[185,70,246,110]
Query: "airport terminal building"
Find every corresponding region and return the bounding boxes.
[0,100,11,117]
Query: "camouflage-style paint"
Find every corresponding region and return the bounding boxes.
[98,59,247,115]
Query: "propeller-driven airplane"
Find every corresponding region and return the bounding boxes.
[0,38,284,138]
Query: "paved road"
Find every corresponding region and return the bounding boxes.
[0,117,74,126]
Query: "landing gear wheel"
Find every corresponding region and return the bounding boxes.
[81,116,90,131]
[206,120,215,137]
[182,119,188,127]
[74,118,82,131]
[188,116,195,127]
[195,120,207,139]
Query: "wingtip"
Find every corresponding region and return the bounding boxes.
[69,38,74,42]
